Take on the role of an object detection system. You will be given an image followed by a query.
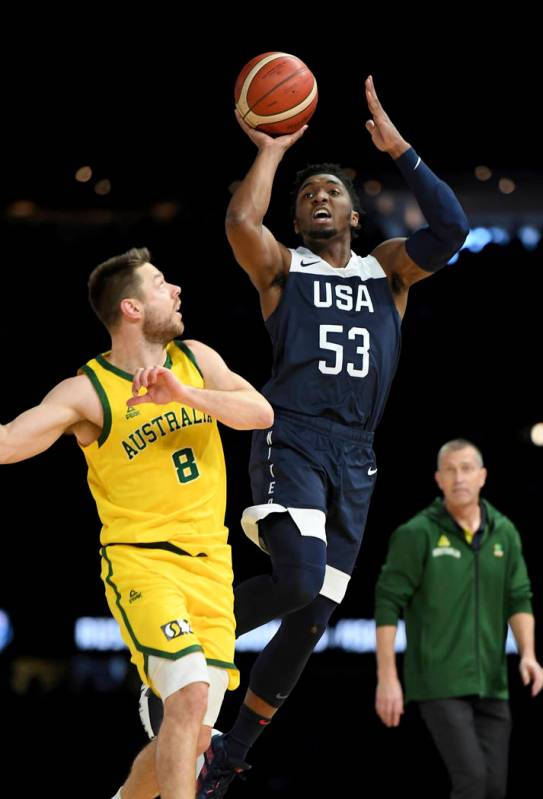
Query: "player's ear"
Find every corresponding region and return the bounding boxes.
[293,217,300,234]
[120,297,142,321]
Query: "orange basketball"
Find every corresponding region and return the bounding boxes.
[234,52,318,136]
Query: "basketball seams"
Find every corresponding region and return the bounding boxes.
[242,67,312,117]
[236,51,288,116]
[245,82,317,127]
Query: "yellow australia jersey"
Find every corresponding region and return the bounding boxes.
[78,340,227,549]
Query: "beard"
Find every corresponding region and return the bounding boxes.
[305,224,339,240]
[142,309,184,345]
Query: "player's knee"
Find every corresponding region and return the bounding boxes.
[274,562,324,610]
[306,594,337,627]
[291,611,327,644]
[164,681,208,725]
[285,594,336,643]
[306,619,327,641]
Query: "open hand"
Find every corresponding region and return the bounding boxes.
[364,75,409,157]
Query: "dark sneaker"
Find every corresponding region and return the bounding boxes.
[196,734,250,798]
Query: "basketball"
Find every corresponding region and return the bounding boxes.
[235,52,318,136]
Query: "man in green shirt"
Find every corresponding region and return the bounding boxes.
[375,438,542,798]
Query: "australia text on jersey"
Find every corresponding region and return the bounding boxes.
[122,407,213,460]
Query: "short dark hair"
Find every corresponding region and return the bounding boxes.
[290,163,363,220]
[88,247,150,330]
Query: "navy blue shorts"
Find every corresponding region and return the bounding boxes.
[242,410,376,599]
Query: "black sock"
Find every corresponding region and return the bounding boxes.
[225,704,271,762]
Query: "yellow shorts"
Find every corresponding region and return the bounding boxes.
[100,541,239,693]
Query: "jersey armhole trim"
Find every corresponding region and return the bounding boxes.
[80,364,112,447]
[174,340,204,379]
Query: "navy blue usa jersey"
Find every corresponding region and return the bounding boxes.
[262,246,402,430]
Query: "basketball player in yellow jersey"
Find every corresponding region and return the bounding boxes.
[0,247,273,799]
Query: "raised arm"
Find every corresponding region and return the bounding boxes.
[128,340,273,431]
[364,75,469,316]
[225,112,307,317]
[0,375,100,464]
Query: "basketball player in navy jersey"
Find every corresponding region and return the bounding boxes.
[144,74,470,797]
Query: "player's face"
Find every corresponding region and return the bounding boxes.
[435,447,487,509]
[139,263,184,344]
[294,175,359,241]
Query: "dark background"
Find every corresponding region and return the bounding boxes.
[1,20,541,797]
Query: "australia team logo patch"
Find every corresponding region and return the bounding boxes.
[161,619,193,640]
[432,533,461,558]
[493,543,504,558]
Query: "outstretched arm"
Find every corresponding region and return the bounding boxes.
[128,340,273,431]
[225,113,306,315]
[0,376,96,464]
[365,75,469,309]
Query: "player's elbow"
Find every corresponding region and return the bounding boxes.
[438,211,469,257]
[254,401,274,429]
[229,400,273,431]
[449,213,470,251]
[439,220,469,265]
[407,217,470,272]
[0,444,18,465]
[225,209,253,232]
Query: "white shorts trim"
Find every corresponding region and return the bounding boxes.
[148,651,209,701]
[241,504,327,552]
[319,564,351,604]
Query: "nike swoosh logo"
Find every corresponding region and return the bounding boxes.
[368,467,378,476]
[300,259,320,267]
[275,692,289,699]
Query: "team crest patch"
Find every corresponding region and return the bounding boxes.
[437,534,451,547]
[161,619,193,640]
[493,543,504,558]
[125,406,140,419]
[129,589,142,603]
